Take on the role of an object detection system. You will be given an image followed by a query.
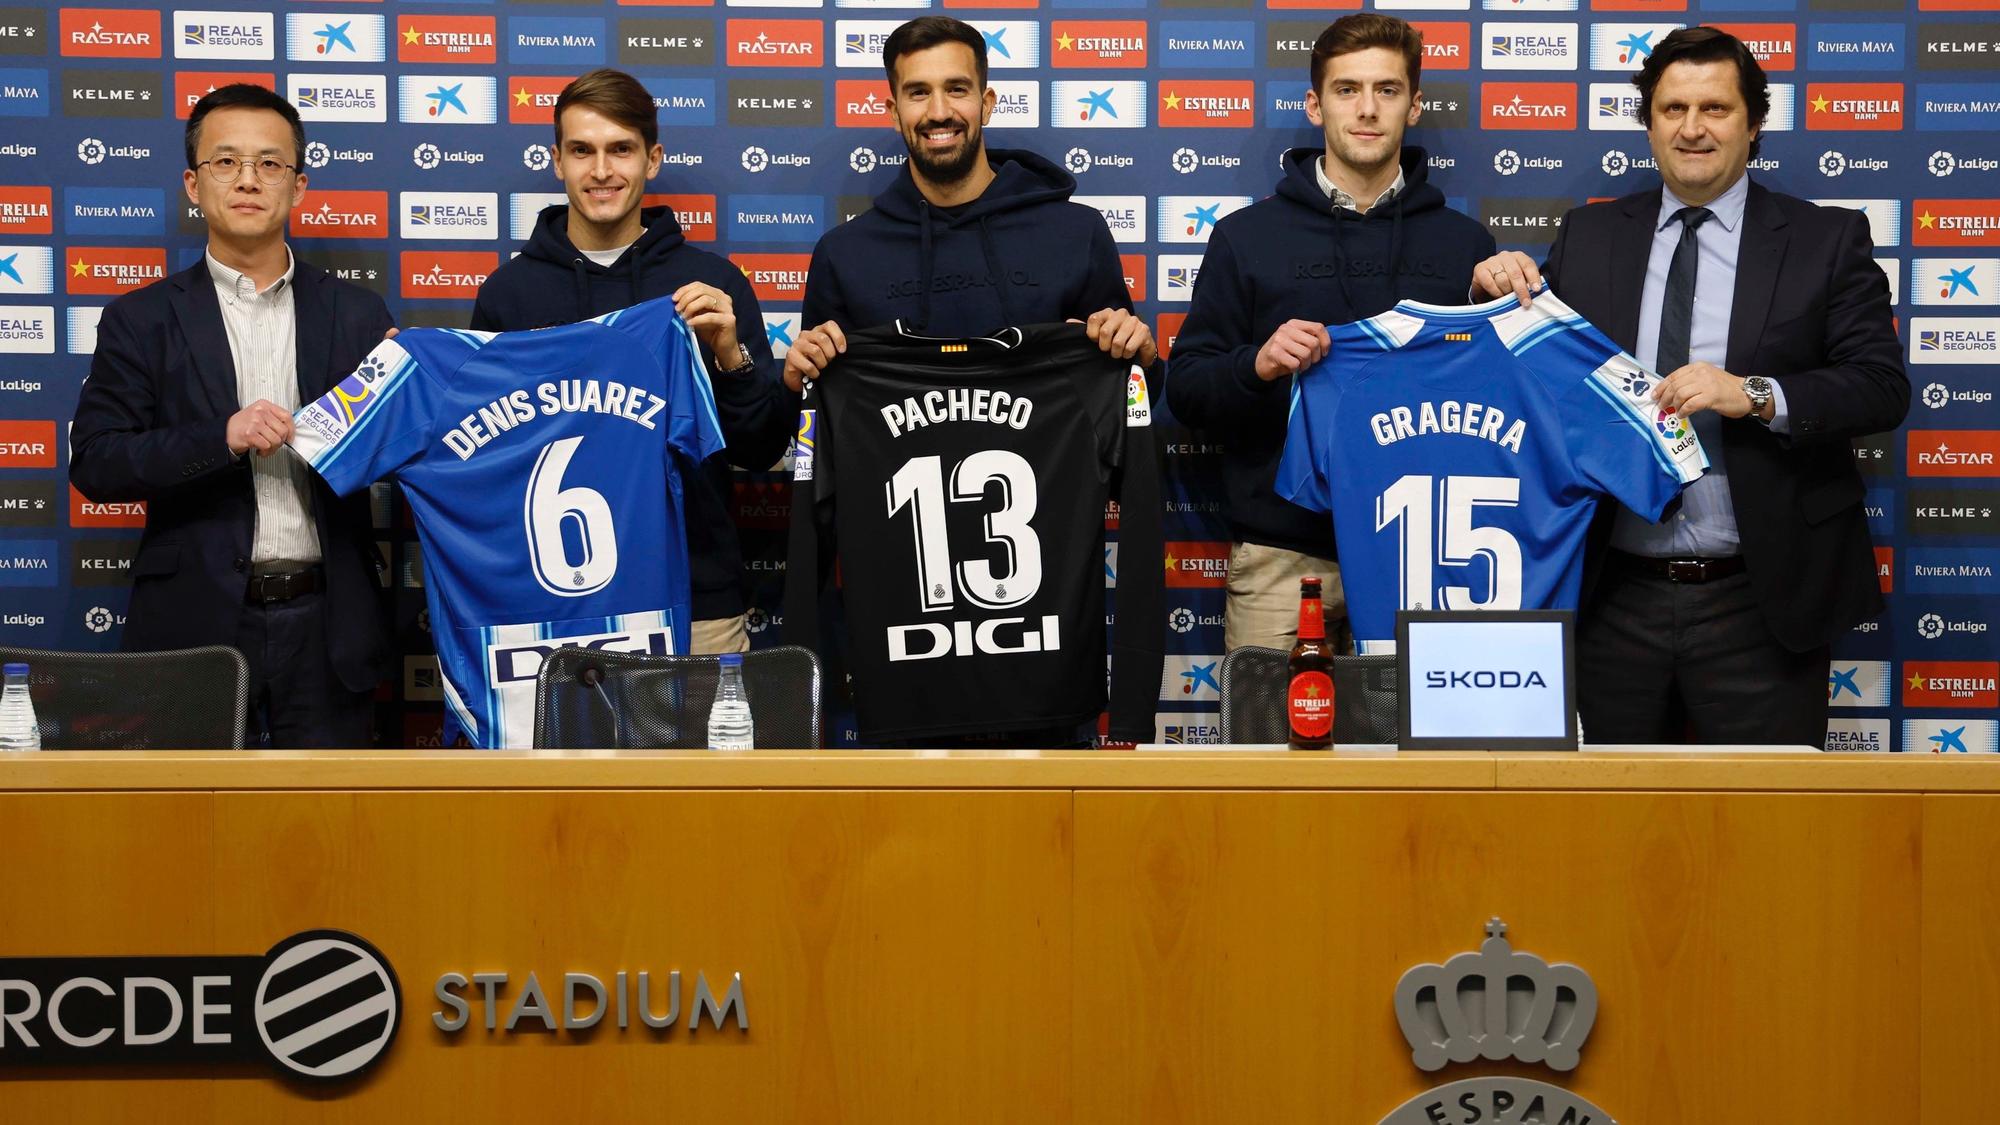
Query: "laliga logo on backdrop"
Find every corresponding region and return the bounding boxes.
[77,139,106,166]
[83,606,116,633]
[1378,919,1615,1124]
[305,141,330,169]
[1931,151,1957,177]
[522,145,550,172]
[1929,151,1998,178]
[1169,607,1196,634]
[1924,383,1951,410]
[1920,613,1945,639]
[413,143,441,171]
[1494,150,1521,176]
[742,146,768,173]
[1066,147,1091,174]
[1172,147,1199,175]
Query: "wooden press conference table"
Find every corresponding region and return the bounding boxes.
[0,748,1994,1123]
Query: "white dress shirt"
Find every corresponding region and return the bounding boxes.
[208,247,321,567]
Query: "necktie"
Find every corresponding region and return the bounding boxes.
[1655,205,1713,374]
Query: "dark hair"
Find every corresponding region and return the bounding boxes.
[883,16,987,90]
[554,68,659,150]
[1310,14,1423,96]
[184,84,304,170]
[1632,26,1769,158]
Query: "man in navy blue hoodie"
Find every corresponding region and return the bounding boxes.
[472,69,793,654]
[1165,14,1496,654]
[784,16,1153,385]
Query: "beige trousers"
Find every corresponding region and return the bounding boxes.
[1223,542,1352,655]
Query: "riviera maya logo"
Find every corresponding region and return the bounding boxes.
[1378,919,1617,1124]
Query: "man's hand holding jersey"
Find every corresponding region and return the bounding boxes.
[673,281,751,374]
[1471,251,1545,308]
[1254,320,1333,381]
[783,321,846,393]
[1650,360,1773,422]
[1081,307,1157,367]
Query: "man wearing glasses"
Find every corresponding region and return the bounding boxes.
[72,85,395,748]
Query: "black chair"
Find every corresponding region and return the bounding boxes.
[1218,646,1401,746]
[0,645,249,749]
[534,645,822,749]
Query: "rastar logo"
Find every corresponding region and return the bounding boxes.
[729,253,810,302]
[1914,199,2000,246]
[397,15,496,65]
[65,246,164,295]
[1904,661,2000,709]
[1413,22,1472,70]
[1163,541,1230,588]
[1482,82,1577,129]
[1157,312,1186,358]
[1160,80,1254,127]
[59,8,158,58]
[69,485,144,527]
[1053,21,1149,68]
[1121,253,1146,302]
[0,186,51,234]
[1807,82,1904,129]
[174,71,274,118]
[645,192,715,242]
[0,419,54,466]
[1712,23,1796,70]
[1908,430,2000,476]
[834,80,890,127]
[507,74,573,125]
[290,191,389,239]
[727,20,821,67]
[400,251,495,300]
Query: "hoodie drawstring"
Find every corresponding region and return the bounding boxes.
[569,258,590,321]
[975,217,1016,329]
[916,201,935,332]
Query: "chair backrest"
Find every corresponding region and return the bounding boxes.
[534,645,822,749]
[1218,646,1401,746]
[0,646,249,750]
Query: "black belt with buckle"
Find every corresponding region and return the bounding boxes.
[245,566,323,604]
[1610,551,1747,584]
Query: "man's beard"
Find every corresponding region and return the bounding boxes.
[906,121,984,185]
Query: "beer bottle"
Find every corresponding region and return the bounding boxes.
[1288,577,1335,750]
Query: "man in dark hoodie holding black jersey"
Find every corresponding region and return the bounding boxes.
[1166,15,1495,654]
[472,69,794,654]
[784,16,1154,385]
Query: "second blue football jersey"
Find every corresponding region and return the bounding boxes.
[291,297,724,748]
[1276,290,1708,653]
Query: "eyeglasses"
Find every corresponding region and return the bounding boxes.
[197,155,297,185]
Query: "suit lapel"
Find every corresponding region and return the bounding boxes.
[1727,182,1787,373]
[1606,189,1660,353]
[166,260,240,418]
[291,262,334,400]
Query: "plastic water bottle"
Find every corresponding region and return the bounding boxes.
[707,653,755,751]
[0,662,41,751]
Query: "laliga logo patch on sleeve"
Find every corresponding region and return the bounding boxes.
[1125,365,1151,427]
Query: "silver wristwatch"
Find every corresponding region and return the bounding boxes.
[1742,375,1774,420]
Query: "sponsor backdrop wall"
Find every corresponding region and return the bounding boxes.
[0,0,1992,749]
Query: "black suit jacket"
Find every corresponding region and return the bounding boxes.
[1545,181,1908,652]
[70,258,395,691]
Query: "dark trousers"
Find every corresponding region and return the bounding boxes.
[1578,564,1828,748]
[235,591,375,748]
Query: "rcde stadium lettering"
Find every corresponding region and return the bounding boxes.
[879,388,1034,437]
[1371,401,1528,454]
[444,381,669,460]
[432,970,747,1034]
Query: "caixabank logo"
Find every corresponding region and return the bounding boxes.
[0,930,400,1081]
[1380,920,1615,1125]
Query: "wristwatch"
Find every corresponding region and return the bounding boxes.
[715,344,755,376]
[1742,375,1774,421]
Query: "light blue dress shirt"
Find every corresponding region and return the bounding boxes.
[1610,173,1789,558]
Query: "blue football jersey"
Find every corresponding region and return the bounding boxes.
[1276,290,1708,653]
[291,297,724,748]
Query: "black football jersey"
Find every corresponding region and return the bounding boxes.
[784,322,1164,742]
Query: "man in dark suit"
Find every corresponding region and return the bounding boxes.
[71,85,393,747]
[1471,27,1907,746]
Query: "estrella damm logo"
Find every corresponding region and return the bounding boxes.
[0,186,53,235]
[647,193,716,242]
[1807,83,1905,130]
[396,15,496,66]
[1052,21,1148,68]
[729,253,809,302]
[1159,80,1254,127]
[1710,23,1797,70]
[1914,200,2000,246]
[507,74,574,124]
[64,246,164,295]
